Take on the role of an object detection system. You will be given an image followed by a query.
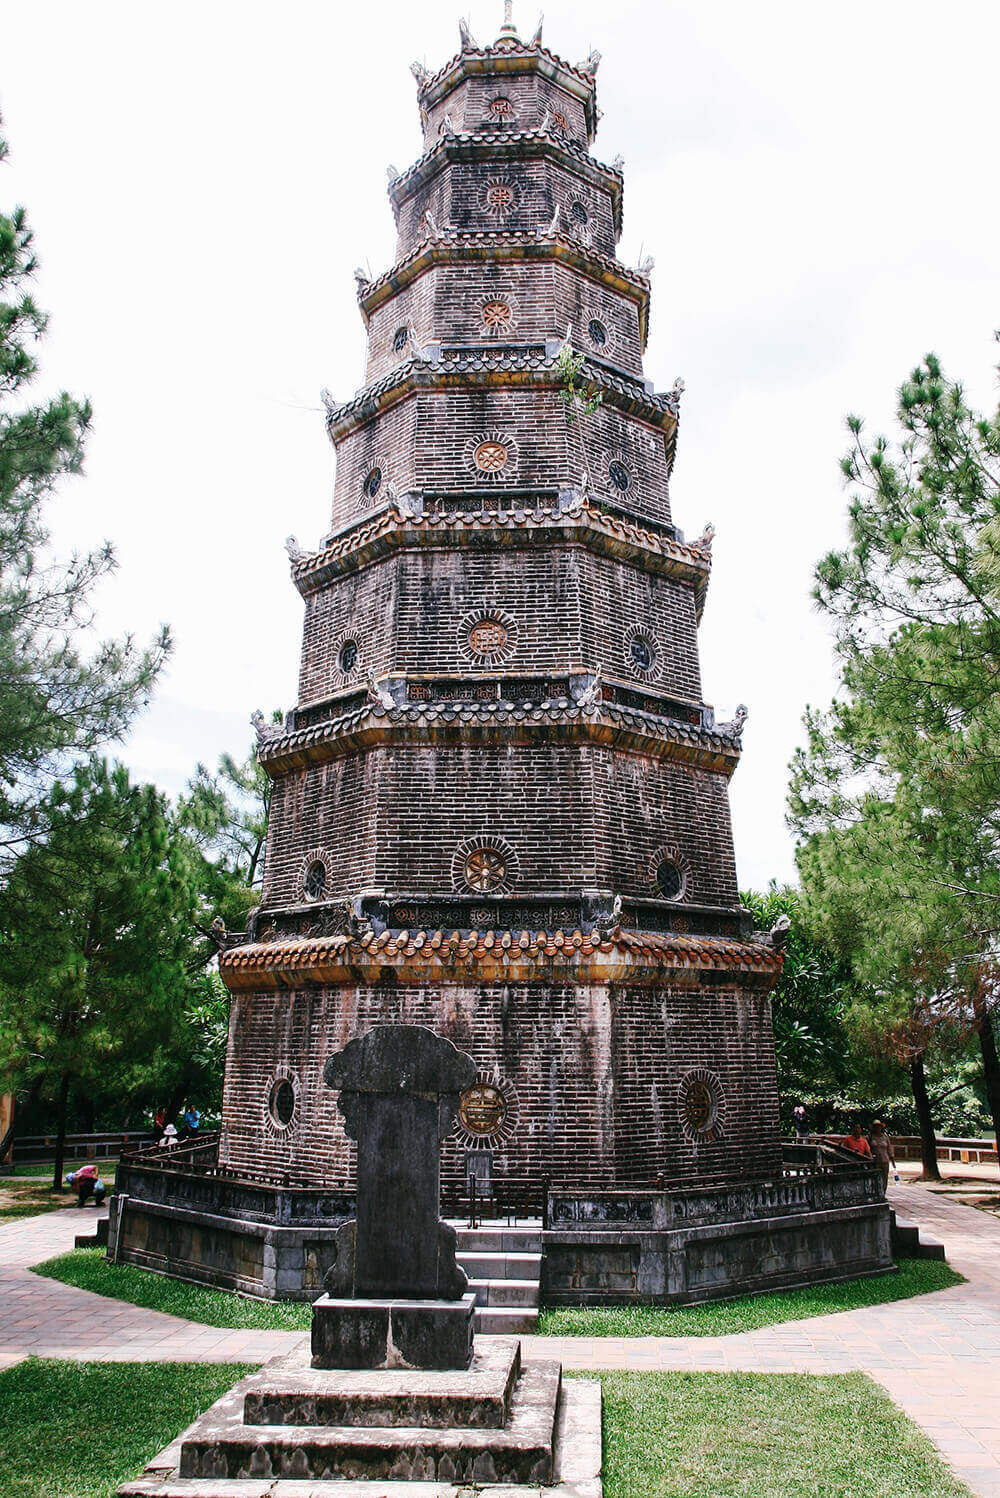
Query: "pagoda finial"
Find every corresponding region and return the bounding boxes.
[497,0,519,45]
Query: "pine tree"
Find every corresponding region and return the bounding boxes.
[0,122,168,872]
[789,339,1000,1166]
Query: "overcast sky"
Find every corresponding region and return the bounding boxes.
[3,0,998,891]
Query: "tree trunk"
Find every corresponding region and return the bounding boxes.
[909,1053,941,1182]
[51,1072,71,1193]
[165,1082,187,1131]
[976,1005,1000,1164]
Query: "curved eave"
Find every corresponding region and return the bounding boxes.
[417,46,600,141]
[219,926,781,993]
[358,233,650,348]
[324,352,678,443]
[291,503,711,616]
[254,699,742,778]
[389,130,623,237]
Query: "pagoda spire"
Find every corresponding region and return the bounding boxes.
[496,1,519,46]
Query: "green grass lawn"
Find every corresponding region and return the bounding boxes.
[33,1247,312,1329]
[0,1359,252,1498]
[541,1256,963,1337]
[594,1369,971,1498]
[0,1361,971,1498]
[35,1247,962,1338]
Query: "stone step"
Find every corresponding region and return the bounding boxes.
[891,1213,947,1261]
[468,1278,540,1308]
[457,1251,542,1280]
[454,1227,543,1254]
[75,1214,109,1250]
[474,1307,539,1335]
[243,1339,520,1430]
[170,1361,562,1486]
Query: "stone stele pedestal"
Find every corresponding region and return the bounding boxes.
[311,1022,478,1370]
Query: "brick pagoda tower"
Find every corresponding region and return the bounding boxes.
[217,7,784,1196]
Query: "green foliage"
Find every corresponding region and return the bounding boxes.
[0,760,203,1132]
[0,125,168,870]
[741,885,851,1100]
[0,1359,253,1498]
[788,339,1000,1129]
[593,1369,971,1498]
[555,344,602,421]
[541,1257,961,1338]
[178,737,272,896]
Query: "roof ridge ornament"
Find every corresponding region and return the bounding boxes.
[458,17,477,51]
[531,14,543,46]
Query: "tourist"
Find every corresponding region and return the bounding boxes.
[158,1122,178,1148]
[65,1162,107,1206]
[183,1102,201,1138]
[870,1120,896,1192]
[793,1103,809,1141]
[840,1120,873,1160]
[153,1105,166,1143]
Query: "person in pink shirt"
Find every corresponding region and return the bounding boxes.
[65,1162,106,1206]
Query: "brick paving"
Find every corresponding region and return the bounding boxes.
[2,1181,1000,1495]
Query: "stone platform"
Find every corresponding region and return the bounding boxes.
[310,1293,476,1371]
[118,1338,602,1496]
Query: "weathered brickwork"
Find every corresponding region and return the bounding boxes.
[219,980,781,1189]
[422,72,591,149]
[217,19,783,1196]
[394,154,618,261]
[330,393,672,532]
[364,261,644,385]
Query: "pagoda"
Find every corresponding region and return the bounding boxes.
[111,8,891,1306]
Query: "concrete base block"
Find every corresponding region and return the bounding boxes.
[311,1293,476,1370]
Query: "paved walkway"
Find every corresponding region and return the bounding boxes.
[2,1182,999,1495]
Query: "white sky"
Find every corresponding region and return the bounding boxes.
[2,0,998,892]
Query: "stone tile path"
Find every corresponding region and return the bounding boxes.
[2,1182,999,1495]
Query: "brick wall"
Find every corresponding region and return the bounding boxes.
[423,73,590,149]
[218,979,782,1189]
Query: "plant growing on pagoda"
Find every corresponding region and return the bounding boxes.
[0,121,168,875]
[555,344,602,422]
[787,337,1000,1169]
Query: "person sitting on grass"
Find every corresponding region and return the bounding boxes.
[65,1163,107,1207]
[840,1119,873,1159]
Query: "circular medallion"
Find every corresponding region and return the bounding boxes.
[489,96,514,121]
[464,846,507,892]
[482,178,518,215]
[649,845,689,901]
[552,110,569,134]
[623,623,661,682]
[570,200,589,225]
[392,325,409,353]
[452,834,519,895]
[264,1069,300,1137]
[474,440,508,473]
[459,1083,507,1136]
[338,638,359,675]
[481,299,513,333]
[361,466,383,506]
[630,635,653,671]
[469,617,509,655]
[304,859,327,900]
[588,318,608,348]
[679,1069,725,1143]
[271,1079,296,1127]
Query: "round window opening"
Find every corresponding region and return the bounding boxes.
[392,325,409,352]
[656,858,683,900]
[630,634,654,671]
[459,1083,507,1136]
[685,1080,715,1131]
[305,859,328,900]
[474,439,508,473]
[481,299,513,331]
[269,1079,296,1128]
[464,846,507,892]
[608,459,632,493]
[489,96,514,120]
[338,639,359,675]
[363,466,382,500]
[588,318,608,348]
[469,618,509,655]
[570,201,589,225]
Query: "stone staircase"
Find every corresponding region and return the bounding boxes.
[454,1222,542,1335]
[890,1209,946,1261]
